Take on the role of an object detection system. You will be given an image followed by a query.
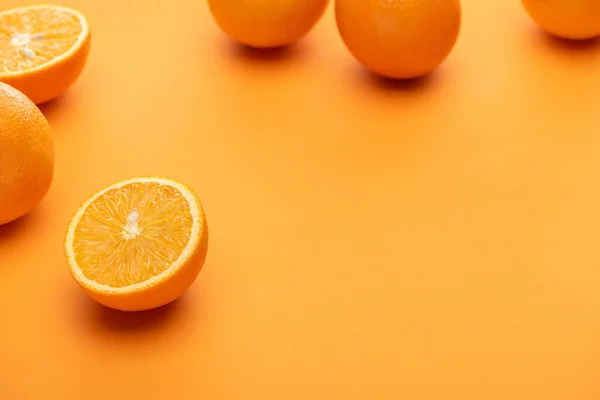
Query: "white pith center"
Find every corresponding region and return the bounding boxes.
[122,209,143,240]
[10,32,46,59]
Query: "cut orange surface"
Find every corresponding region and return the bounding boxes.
[64,177,209,312]
[0,4,91,104]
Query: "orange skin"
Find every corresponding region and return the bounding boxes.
[522,0,600,40]
[335,0,461,79]
[0,82,54,225]
[208,0,330,48]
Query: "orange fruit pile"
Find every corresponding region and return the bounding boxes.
[0,82,54,225]
[64,177,209,312]
[208,0,330,48]
[335,0,462,79]
[0,5,91,104]
[521,0,600,40]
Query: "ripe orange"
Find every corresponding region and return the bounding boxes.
[0,82,54,225]
[208,0,330,48]
[522,0,600,40]
[335,0,461,79]
[64,177,209,312]
[0,5,91,105]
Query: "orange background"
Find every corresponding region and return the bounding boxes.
[1,0,600,398]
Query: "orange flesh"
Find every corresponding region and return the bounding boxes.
[0,8,82,74]
[72,182,194,288]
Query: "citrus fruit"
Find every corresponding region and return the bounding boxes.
[208,0,330,48]
[64,177,209,312]
[522,0,600,40]
[0,4,91,104]
[335,0,461,79]
[0,82,54,225]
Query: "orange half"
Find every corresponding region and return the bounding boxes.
[64,177,209,311]
[0,4,91,104]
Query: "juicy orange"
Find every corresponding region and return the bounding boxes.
[522,0,600,40]
[208,0,330,48]
[335,0,461,79]
[0,81,54,225]
[64,177,209,312]
[0,4,91,104]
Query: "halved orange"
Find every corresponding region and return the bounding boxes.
[64,177,209,312]
[0,4,91,104]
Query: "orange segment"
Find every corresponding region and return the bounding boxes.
[64,177,209,311]
[0,5,91,104]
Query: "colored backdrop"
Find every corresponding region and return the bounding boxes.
[1,0,600,398]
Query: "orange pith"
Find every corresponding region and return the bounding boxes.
[0,7,83,74]
[72,182,194,289]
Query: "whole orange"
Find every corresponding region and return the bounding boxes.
[522,0,600,40]
[208,0,330,48]
[0,82,54,225]
[335,0,461,79]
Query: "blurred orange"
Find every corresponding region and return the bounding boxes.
[208,0,329,48]
[335,0,461,79]
[522,0,600,40]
